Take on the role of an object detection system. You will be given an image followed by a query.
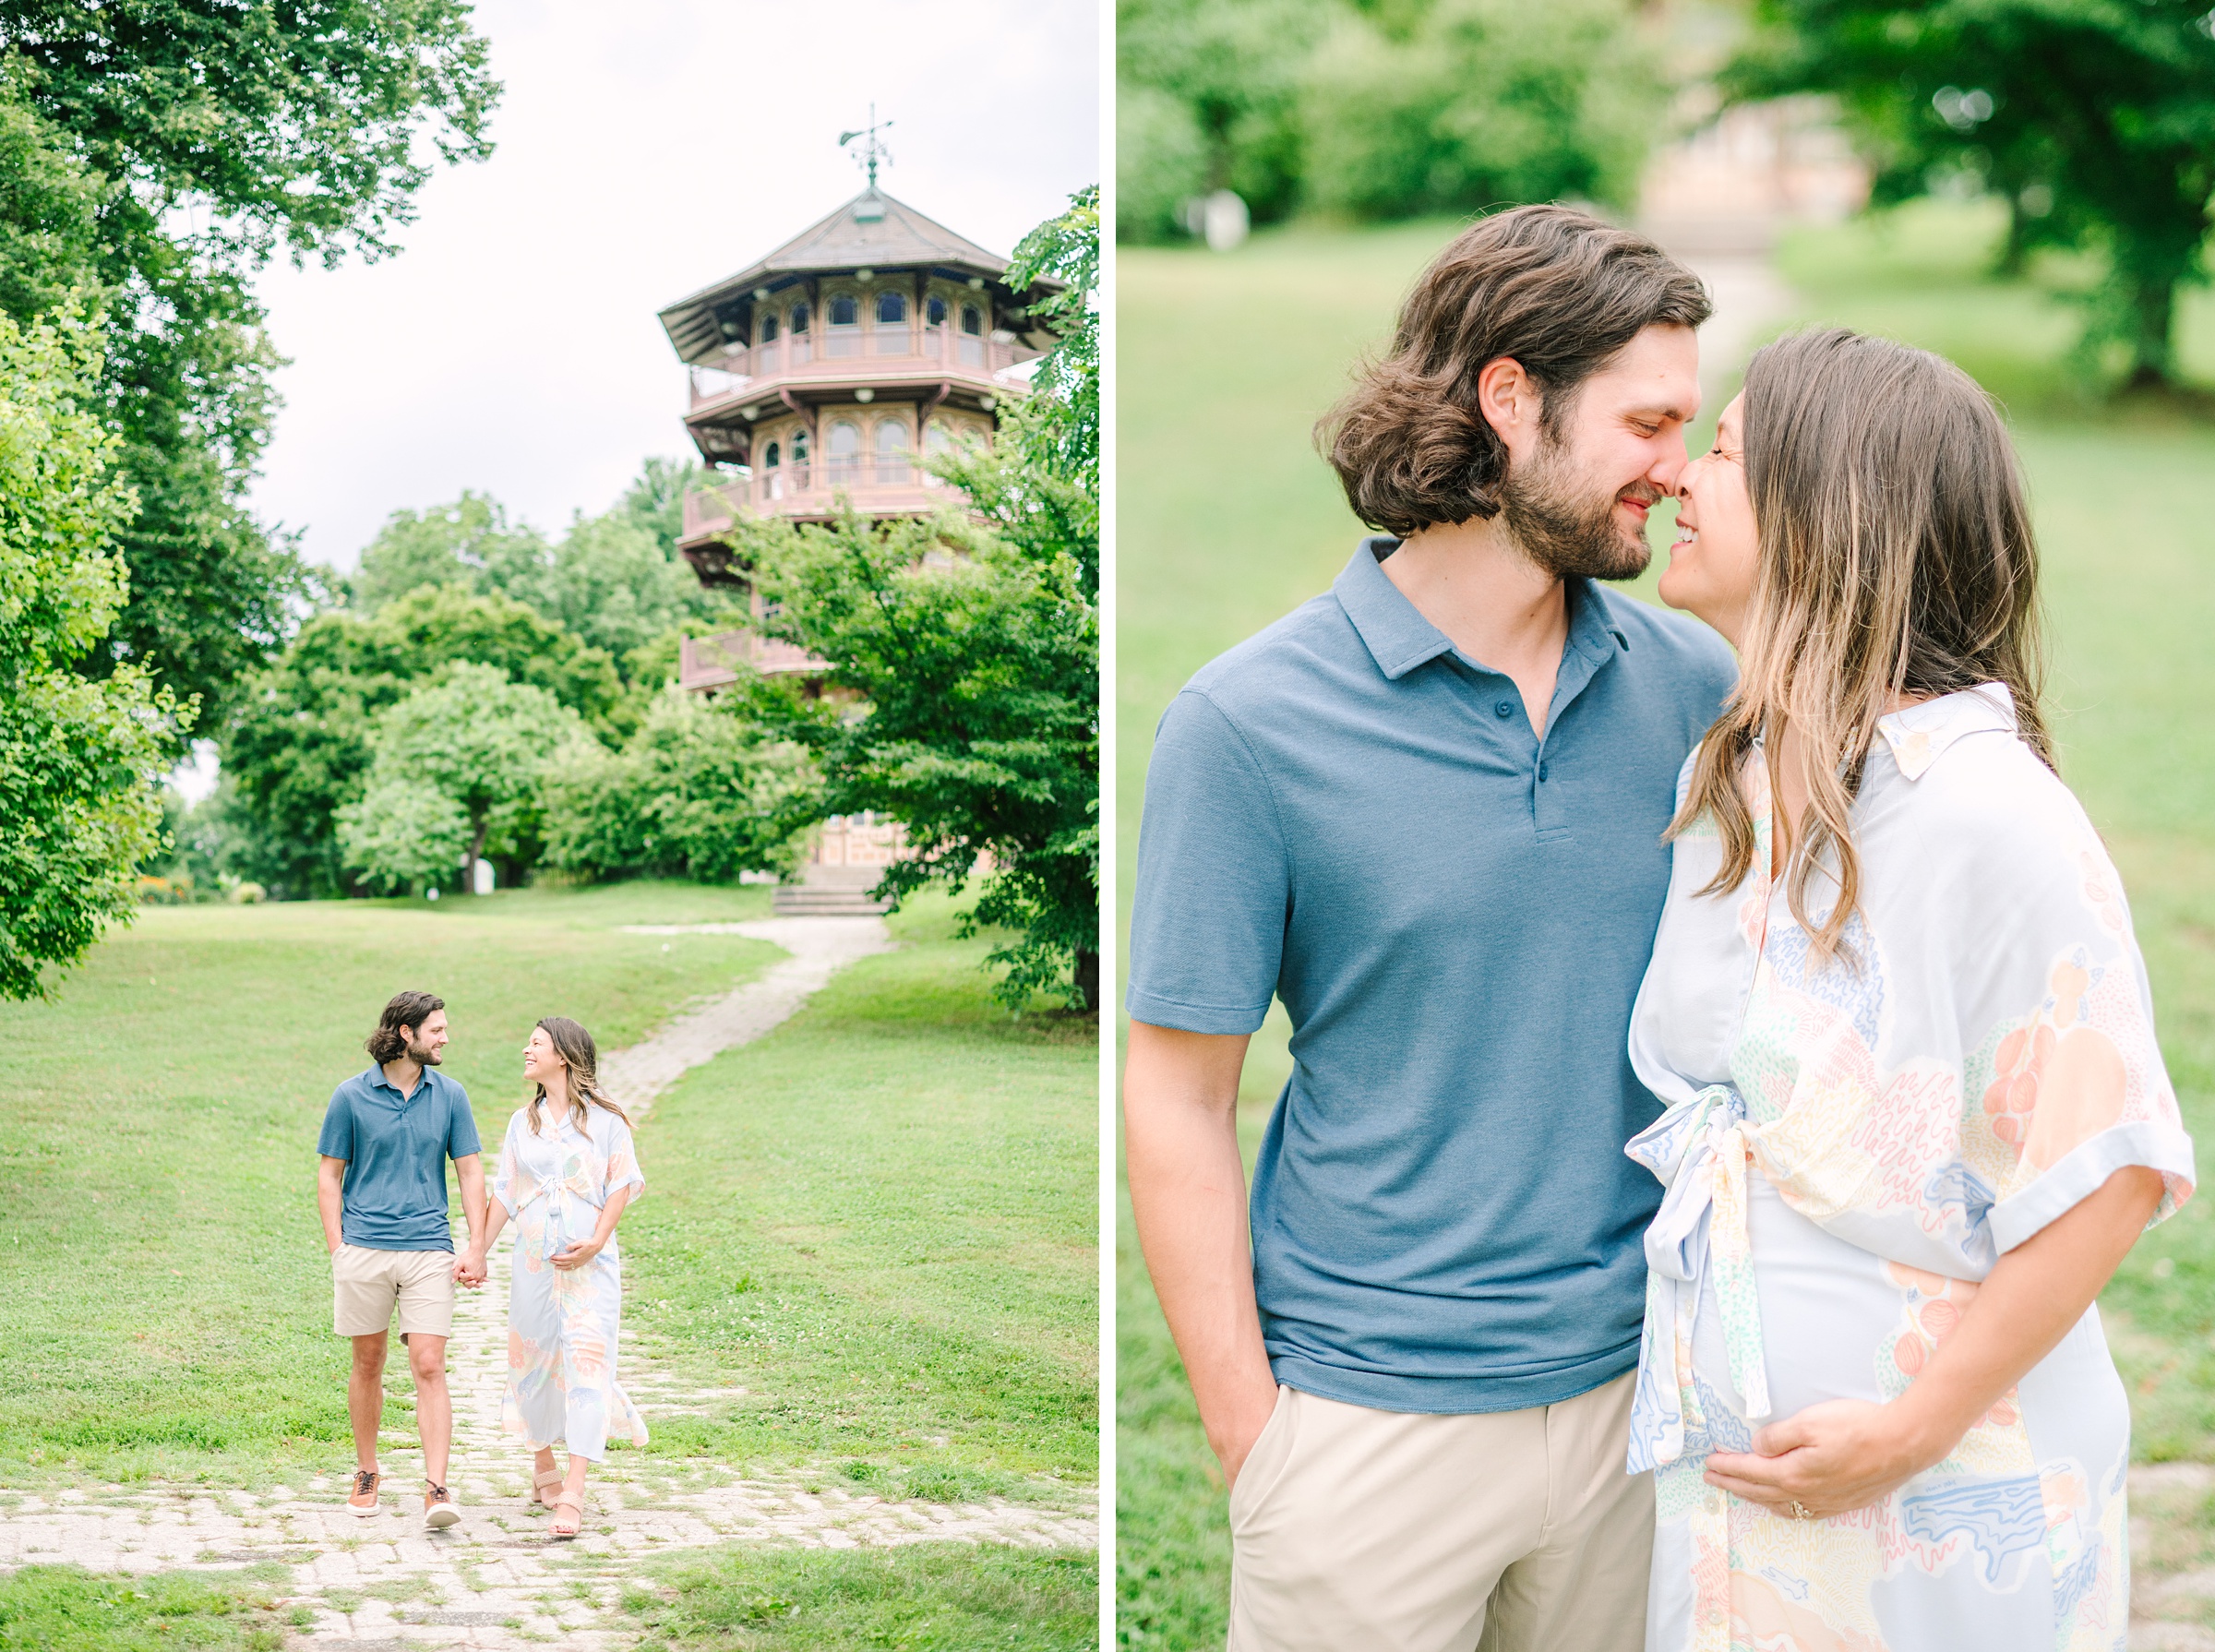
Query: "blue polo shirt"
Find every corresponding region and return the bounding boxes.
[1128,539,1737,1414]
[317,1065,482,1251]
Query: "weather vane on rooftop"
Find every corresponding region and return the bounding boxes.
[839,105,893,191]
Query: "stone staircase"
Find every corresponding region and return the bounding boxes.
[772,867,893,916]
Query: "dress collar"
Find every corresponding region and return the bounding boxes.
[1875,683,2018,781]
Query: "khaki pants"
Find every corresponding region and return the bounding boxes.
[1227,1371,1653,1652]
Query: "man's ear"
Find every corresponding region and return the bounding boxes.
[1475,356,1543,462]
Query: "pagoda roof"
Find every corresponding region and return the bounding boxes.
[660,188,1054,365]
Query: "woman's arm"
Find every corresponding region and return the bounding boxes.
[1706,1164,2164,1516]
[552,1185,634,1271]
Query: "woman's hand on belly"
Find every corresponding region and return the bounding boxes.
[1704,1398,1946,1519]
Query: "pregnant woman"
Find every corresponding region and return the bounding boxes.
[1630,328,2195,1649]
[466,1016,649,1539]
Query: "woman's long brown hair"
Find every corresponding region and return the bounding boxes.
[528,1015,632,1134]
[1670,328,2053,957]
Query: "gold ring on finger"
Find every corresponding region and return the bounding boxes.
[1790,1501,1813,1521]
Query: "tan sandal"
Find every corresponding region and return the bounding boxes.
[549,1495,584,1539]
[529,1466,564,1508]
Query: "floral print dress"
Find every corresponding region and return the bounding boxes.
[490,1102,650,1462]
[1625,684,2195,1652]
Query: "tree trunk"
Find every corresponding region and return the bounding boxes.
[1074,948,1100,1013]
[468,816,488,894]
[2121,264,2178,391]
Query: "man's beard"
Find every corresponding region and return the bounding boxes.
[1498,433,1656,582]
[408,1036,443,1067]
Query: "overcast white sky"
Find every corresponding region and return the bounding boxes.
[245,0,1100,573]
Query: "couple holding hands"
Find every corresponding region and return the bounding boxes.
[315,991,649,1539]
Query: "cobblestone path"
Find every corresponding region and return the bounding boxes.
[0,916,1098,1649]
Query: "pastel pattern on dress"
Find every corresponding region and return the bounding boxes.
[1624,684,2194,1652]
[491,1103,650,1462]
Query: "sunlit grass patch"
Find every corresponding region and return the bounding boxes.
[0,1563,293,1651]
[618,1542,1096,1651]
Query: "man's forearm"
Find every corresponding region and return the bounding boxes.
[456,1159,488,1249]
[1124,1023,1279,1481]
[317,1178,344,1251]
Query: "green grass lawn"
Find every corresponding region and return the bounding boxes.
[616,892,1098,1489]
[0,880,784,1489]
[0,1562,297,1651]
[1117,208,2215,1647]
[618,1542,1096,1651]
[2,878,1099,1634]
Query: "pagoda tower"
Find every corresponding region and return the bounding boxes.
[657,175,1060,694]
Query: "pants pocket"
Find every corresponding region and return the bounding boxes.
[1228,1385,1299,1534]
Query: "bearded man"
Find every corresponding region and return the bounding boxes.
[316,989,486,1529]
[1123,206,1737,1651]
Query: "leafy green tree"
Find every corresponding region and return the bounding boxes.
[0,308,172,997]
[0,0,499,720]
[1117,0,1335,238]
[350,492,547,615]
[726,190,1100,1011]
[541,689,809,886]
[1730,0,2215,388]
[334,776,471,896]
[1299,0,1657,219]
[337,663,588,893]
[613,456,704,559]
[218,586,620,899]
[351,475,716,671]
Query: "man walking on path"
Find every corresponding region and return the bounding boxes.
[317,990,488,1529]
[1124,207,1737,1651]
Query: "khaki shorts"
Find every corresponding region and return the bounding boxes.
[331,1243,455,1339]
[1228,1371,1652,1652]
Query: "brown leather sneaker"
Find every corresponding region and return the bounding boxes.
[423,1482,461,1530]
[347,1468,380,1516]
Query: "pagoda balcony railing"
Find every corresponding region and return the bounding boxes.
[690,329,1021,407]
[676,628,829,692]
[678,466,946,545]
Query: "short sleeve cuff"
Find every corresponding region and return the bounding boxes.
[1124,988,1272,1037]
[1988,1119,2198,1253]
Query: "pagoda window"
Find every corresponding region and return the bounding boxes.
[874,291,909,355]
[761,438,784,501]
[826,418,862,480]
[827,293,860,357]
[788,302,811,365]
[927,294,949,328]
[760,311,780,341]
[873,419,912,485]
[763,439,781,467]
[958,303,986,366]
[922,418,954,485]
[756,309,780,371]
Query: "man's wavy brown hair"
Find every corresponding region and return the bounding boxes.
[365,990,444,1064]
[1318,205,1712,535]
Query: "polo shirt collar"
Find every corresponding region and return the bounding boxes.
[1334,536,1628,682]
[368,1063,432,1102]
[1335,537,1454,680]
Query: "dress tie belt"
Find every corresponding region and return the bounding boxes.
[1625,1083,1771,1473]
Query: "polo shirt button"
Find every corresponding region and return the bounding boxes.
[1494,700,1514,719]
[1539,762,1550,781]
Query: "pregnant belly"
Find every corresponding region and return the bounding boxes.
[1691,1173,1912,1429]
